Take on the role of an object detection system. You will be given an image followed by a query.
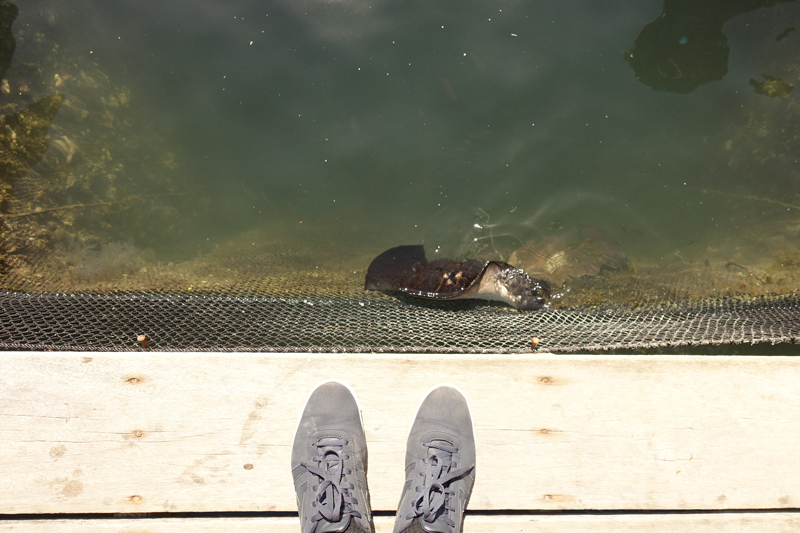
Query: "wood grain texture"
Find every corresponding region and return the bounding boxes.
[0,353,798,514]
[1,514,799,532]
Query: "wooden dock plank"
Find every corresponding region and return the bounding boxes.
[0,353,798,514]
[1,514,799,532]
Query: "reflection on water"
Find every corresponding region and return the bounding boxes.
[624,0,795,94]
[0,0,799,313]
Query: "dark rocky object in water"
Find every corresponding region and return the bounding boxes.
[0,0,17,81]
[776,27,796,41]
[364,244,550,311]
[749,74,794,98]
[623,0,793,94]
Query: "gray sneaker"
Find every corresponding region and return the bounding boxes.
[291,380,374,533]
[393,385,476,533]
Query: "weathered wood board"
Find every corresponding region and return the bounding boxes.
[0,353,798,514]
[1,514,800,532]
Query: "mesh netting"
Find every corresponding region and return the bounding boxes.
[2,217,800,353]
[1,289,798,353]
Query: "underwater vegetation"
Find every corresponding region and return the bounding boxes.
[55,236,142,281]
[0,5,203,289]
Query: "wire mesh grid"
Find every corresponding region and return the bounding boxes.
[1,289,798,353]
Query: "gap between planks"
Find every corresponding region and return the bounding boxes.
[1,513,800,532]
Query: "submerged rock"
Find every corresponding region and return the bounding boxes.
[509,226,631,287]
[749,74,794,98]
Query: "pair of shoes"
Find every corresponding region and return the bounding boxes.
[291,381,476,533]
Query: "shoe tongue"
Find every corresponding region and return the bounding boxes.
[428,439,455,464]
[317,436,342,447]
[315,515,351,533]
[417,516,451,533]
[312,437,353,533]
[416,440,458,533]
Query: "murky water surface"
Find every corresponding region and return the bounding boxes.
[1,0,799,309]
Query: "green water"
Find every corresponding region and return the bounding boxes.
[1,0,799,303]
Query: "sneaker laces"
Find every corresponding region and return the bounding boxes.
[301,438,362,531]
[407,440,474,528]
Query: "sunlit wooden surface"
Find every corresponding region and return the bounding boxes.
[0,352,798,530]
